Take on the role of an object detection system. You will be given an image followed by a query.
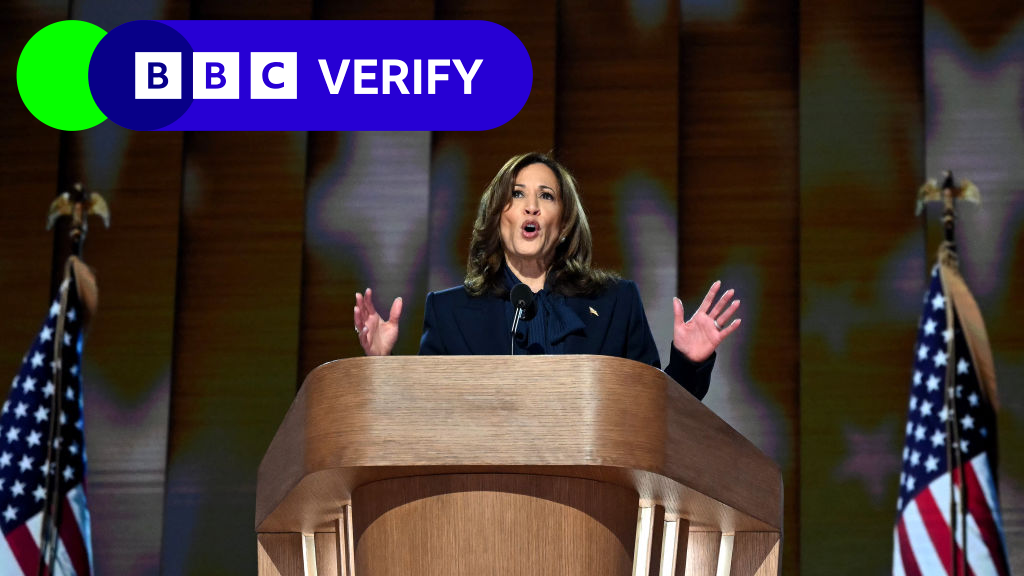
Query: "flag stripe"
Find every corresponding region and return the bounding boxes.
[25,487,82,576]
[6,523,45,576]
[964,460,1010,576]
[903,499,949,575]
[915,487,960,574]
[964,508,1003,576]
[937,469,994,576]
[896,518,923,576]
[26,511,74,576]
[58,496,88,576]
[892,526,905,576]
[969,454,1007,539]
[0,532,21,575]
[971,454,1013,574]
[64,487,91,575]
[933,469,987,573]
[54,536,77,576]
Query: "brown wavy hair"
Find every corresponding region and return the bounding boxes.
[464,152,617,297]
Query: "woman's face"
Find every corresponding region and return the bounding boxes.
[499,162,564,269]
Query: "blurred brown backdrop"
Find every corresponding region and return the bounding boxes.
[2,0,1022,574]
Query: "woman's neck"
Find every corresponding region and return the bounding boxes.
[505,255,548,293]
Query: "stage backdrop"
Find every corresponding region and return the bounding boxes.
[1,0,1021,574]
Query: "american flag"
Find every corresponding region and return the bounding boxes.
[0,267,92,575]
[893,263,1010,575]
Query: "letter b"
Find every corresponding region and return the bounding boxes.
[149,63,167,88]
[135,52,181,99]
[193,52,240,99]
[207,63,224,88]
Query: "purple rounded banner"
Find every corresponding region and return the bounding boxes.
[90,20,533,131]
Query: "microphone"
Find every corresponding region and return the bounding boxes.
[509,283,535,355]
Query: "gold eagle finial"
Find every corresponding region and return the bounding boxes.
[915,171,980,216]
[46,182,111,244]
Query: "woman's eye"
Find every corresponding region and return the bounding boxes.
[541,192,555,201]
[512,189,524,198]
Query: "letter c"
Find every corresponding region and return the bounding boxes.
[262,62,285,89]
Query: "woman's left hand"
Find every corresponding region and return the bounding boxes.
[672,280,741,363]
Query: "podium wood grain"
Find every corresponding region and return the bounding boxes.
[256,356,783,575]
[353,474,637,576]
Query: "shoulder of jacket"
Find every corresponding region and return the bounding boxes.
[609,278,639,298]
[427,285,474,304]
[571,278,636,304]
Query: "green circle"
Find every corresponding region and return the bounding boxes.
[17,20,107,131]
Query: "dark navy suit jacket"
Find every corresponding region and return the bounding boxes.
[418,279,714,400]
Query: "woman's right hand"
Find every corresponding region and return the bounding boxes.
[354,288,403,356]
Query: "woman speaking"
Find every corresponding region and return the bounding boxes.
[353,152,740,400]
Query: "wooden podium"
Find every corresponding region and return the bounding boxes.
[256,356,782,576]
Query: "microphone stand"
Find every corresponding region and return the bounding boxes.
[509,284,534,356]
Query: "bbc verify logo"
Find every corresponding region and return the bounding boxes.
[135,52,297,100]
[19,20,532,131]
[135,52,481,100]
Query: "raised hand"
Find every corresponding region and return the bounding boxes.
[354,288,403,356]
[672,280,741,363]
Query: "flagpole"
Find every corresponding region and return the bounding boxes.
[39,5,78,567]
[947,175,975,576]
[38,184,109,576]
[940,176,960,576]
[901,173,1007,576]
[921,171,976,576]
[39,260,72,576]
